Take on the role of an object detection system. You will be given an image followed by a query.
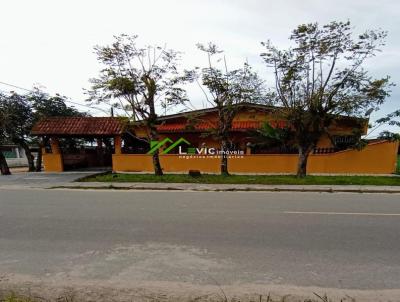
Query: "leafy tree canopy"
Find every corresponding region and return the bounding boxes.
[87,34,193,121]
[194,42,266,174]
[376,109,400,141]
[261,21,393,177]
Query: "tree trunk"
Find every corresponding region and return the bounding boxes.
[220,139,229,176]
[35,143,43,172]
[19,140,35,172]
[152,151,163,176]
[149,124,163,176]
[297,145,313,178]
[144,77,163,176]
[0,151,11,175]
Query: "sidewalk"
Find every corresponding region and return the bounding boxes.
[51,181,400,193]
[1,171,400,193]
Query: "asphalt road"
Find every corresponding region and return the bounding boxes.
[1,189,400,295]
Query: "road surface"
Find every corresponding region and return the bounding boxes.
[1,189,400,300]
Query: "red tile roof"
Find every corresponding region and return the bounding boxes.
[31,117,126,136]
[231,121,263,130]
[157,121,263,132]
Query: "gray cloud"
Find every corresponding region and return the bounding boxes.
[0,0,398,133]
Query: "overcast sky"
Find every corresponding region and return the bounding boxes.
[1,0,399,134]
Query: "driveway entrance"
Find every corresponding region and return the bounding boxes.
[0,171,104,189]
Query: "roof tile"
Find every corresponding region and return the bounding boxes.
[157,121,263,132]
[31,117,125,136]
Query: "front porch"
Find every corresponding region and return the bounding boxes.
[31,117,125,172]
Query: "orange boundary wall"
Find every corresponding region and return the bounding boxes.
[112,141,399,175]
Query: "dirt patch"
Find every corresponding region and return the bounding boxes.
[2,275,400,302]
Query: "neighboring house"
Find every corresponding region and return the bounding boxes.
[31,104,399,174]
[0,144,38,168]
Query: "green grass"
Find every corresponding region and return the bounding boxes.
[1,294,35,302]
[80,172,400,186]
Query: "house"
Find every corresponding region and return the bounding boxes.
[0,143,38,168]
[128,103,368,154]
[31,104,399,174]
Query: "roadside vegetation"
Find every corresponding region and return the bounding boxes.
[0,292,355,302]
[81,172,400,186]
[0,89,84,175]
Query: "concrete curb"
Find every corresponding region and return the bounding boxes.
[50,182,400,193]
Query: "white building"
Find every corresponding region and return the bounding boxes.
[0,144,37,167]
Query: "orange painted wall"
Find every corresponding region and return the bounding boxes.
[112,141,399,175]
[308,141,399,174]
[42,153,64,172]
[113,154,221,173]
[229,154,298,173]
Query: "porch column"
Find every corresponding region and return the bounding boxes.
[112,136,122,173]
[45,137,63,172]
[114,136,122,154]
[246,142,252,155]
[41,137,47,154]
[50,137,61,154]
[96,139,103,149]
[96,138,104,166]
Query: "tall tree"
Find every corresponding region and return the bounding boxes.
[87,34,191,176]
[0,89,83,172]
[261,21,393,177]
[197,43,265,175]
[0,92,35,171]
[0,143,10,175]
[0,93,11,175]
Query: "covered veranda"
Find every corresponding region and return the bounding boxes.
[31,117,125,172]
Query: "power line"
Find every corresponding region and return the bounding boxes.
[0,80,110,114]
